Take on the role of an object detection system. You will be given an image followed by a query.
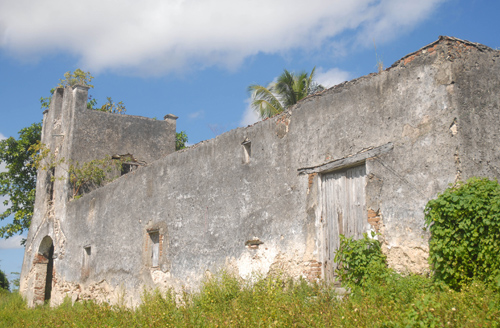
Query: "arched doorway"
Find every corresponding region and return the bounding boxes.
[33,236,54,305]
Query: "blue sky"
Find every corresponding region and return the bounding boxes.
[0,0,499,285]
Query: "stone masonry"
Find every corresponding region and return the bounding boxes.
[20,36,500,307]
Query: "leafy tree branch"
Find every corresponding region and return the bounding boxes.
[0,122,41,239]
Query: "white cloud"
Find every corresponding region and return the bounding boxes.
[0,235,24,249]
[188,110,205,120]
[0,0,445,75]
[240,99,260,127]
[0,133,5,140]
[315,67,351,88]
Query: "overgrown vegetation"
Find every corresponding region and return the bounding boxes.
[40,69,127,115]
[2,178,500,325]
[425,177,500,290]
[334,232,388,288]
[67,157,123,199]
[29,142,124,199]
[0,272,498,327]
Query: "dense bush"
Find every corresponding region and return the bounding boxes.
[334,232,388,287]
[425,177,500,290]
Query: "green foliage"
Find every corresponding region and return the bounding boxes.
[0,274,499,327]
[248,67,324,119]
[425,177,500,290]
[31,141,124,199]
[334,232,388,287]
[0,122,41,239]
[0,268,9,291]
[91,97,126,114]
[68,156,122,199]
[57,69,94,88]
[176,131,188,151]
[41,70,126,115]
[39,88,55,110]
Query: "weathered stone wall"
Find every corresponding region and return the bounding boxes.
[21,37,500,306]
[20,85,177,306]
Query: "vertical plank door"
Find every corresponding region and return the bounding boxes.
[322,165,366,281]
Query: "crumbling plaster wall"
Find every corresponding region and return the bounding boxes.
[22,37,500,307]
[451,43,500,180]
[20,85,177,305]
[70,108,176,164]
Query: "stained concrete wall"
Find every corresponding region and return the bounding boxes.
[20,85,177,306]
[21,37,500,306]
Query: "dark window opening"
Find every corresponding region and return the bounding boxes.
[33,236,54,305]
[242,140,251,163]
[121,163,139,175]
[149,231,160,267]
[82,245,91,277]
[44,244,54,302]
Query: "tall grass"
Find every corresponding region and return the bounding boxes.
[1,273,499,327]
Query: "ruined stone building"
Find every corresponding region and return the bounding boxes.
[20,36,500,306]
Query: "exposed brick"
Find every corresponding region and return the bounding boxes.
[304,260,322,281]
[367,208,382,233]
[367,209,378,219]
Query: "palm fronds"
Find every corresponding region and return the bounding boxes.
[249,67,323,119]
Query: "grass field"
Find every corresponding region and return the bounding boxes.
[1,272,499,327]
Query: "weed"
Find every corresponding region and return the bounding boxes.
[0,273,498,327]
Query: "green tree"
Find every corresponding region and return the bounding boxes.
[248,67,324,119]
[176,131,188,150]
[0,122,41,239]
[0,267,10,291]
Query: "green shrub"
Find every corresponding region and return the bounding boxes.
[334,232,389,287]
[425,177,500,290]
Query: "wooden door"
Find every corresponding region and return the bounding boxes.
[322,165,366,281]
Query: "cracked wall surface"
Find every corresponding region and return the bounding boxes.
[21,37,500,306]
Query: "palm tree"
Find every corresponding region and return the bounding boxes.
[248,67,324,119]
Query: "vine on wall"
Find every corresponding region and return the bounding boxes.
[425,177,500,290]
[30,142,125,200]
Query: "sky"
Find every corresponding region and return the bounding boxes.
[0,0,499,286]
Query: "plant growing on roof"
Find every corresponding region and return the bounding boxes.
[41,70,126,115]
[30,142,124,199]
[67,157,123,199]
[57,69,94,88]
